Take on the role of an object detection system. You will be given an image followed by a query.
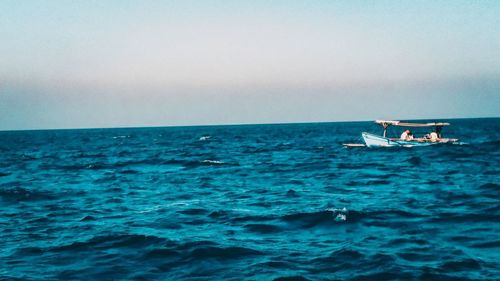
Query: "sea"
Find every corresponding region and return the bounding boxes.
[1,118,499,281]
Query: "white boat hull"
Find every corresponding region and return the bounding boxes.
[362,132,404,147]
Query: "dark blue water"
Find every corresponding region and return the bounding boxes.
[1,118,499,280]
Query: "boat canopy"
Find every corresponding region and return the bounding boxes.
[375,120,450,127]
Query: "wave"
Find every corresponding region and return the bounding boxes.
[242,146,271,153]
[366,209,426,220]
[181,159,236,169]
[39,162,111,171]
[429,212,499,223]
[351,271,413,281]
[72,152,107,159]
[198,135,211,141]
[440,258,482,271]
[438,151,477,159]
[143,248,180,259]
[15,246,44,256]
[478,140,500,146]
[177,208,209,216]
[311,248,365,265]
[273,276,312,281]
[291,161,331,172]
[364,179,391,185]
[308,251,399,278]
[337,163,366,169]
[286,189,300,197]
[118,169,139,174]
[419,271,476,281]
[39,157,239,171]
[479,182,500,193]
[244,223,282,234]
[208,210,231,219]
[280,209,355,227]
[397,251,436,262]
[208,210,277,224]
[201,159,225,165]
[187,246,263,261]
[470,241,500,248]
[174,240,218,251]
[0,186,56,202]
[49,234,165,253]
[387,238,428,247]
[271,208,428,228]
[80,215,97,221]
[141,240,264,265]
[407,156,422,165]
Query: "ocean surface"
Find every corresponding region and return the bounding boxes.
[1,118,499,281]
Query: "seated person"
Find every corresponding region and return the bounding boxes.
[400,130,414,141]
[429,131,439,142]
[424,131,439,142]
[407,131,414,140]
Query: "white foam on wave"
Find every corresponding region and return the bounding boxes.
[230,208,252,213]
[136,199,201,213]
[335,213,347,221]
[326,207,348,213]
[326,207,349,222]
[137,205,163,214]
[202,160,224,164]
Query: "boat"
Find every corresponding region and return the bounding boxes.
[344,120,459,148]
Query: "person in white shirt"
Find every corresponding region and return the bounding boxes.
[424,131,439,142]
[400,130,414,141]
[429,131,439,142]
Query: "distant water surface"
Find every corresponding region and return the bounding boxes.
[1,118,499,280]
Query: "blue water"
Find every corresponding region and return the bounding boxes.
[1,118,499,280]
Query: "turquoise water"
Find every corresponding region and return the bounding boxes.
[1,118,499,280]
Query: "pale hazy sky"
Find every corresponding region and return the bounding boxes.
[1,1,499,130]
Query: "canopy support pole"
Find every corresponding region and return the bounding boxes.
[382,123,390,138]
[435,125,443,138]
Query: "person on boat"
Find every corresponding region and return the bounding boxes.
[408,131,414,140]
[429,131,439,142]
[400,130,409,140]
[400,130,414,141]
[424,131,440,142]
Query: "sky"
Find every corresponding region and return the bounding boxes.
[0,1,499,130]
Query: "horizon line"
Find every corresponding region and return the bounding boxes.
[1,116,498,133]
